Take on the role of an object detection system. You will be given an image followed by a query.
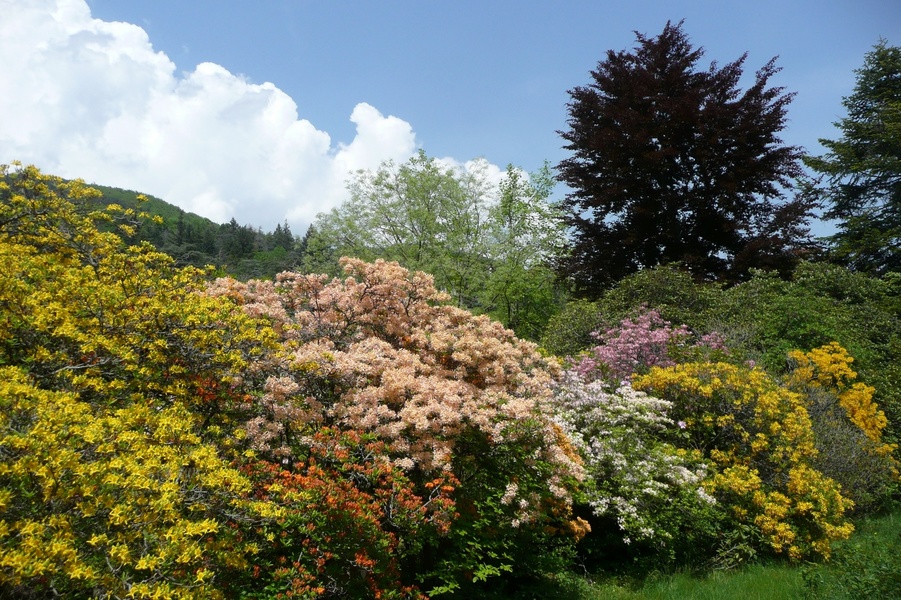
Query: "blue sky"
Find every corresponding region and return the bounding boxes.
[2,0,899,233]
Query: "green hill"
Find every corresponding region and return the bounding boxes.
[88,183,303,279]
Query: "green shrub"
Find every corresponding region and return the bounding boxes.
[594,264,721,333]
[713,263,901,443]
[540,265,722,358]
[540,298,603,357]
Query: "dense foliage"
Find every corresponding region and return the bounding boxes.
[87,184,303,280]
[542,262,901,447]
[557,21,816,293]
[3,33,901,600]
[549,309,897,571]
[0,164,586,598]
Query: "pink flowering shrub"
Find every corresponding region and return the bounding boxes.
[574,308,727,387]
[207,258,585,592]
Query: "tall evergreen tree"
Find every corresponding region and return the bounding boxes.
[270,220,295,251]
[805,40,901,275]
[557,21,813,296]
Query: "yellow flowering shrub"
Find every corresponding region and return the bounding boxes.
[633,362,854,559]
[789,342,893,449]
[0,165,272,597]
[786,343,898,511]
[0,368,252,599]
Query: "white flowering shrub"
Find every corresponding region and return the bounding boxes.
[553,370,717,556]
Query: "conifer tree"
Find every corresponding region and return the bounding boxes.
[805,40,901,274]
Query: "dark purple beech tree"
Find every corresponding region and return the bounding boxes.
[556,21,818,296]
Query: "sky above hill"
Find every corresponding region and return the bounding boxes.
[1,0,899,233]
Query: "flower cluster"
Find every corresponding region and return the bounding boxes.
[574,308,725,387]
[0,166,268,598]
[553,371,712,548]
[786,342,899,511]
[789,342,893,448]
[208,257,586,590]
[208,259,582,484]
[235,428,456,599]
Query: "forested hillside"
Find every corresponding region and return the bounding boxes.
[87,183,304,280]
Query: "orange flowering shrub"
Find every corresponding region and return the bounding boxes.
[235,429,455,600]
[633,362,854,560]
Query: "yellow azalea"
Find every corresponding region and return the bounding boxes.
[789,343,898,472]
[1,165,271,598]
[634,361,853,560]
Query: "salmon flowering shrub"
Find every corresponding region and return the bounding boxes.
[552,370,715,554]
[633,362,854,560]
[207,258,586,590]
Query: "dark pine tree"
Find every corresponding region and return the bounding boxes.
[270,220,295,251]
[804,40,901,275]
[557,21,815,296]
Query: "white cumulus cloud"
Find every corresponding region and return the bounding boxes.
[0,0,450,231]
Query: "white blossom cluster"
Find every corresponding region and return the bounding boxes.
[554,371,713,545]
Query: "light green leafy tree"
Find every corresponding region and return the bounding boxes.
[303,152,570,338]
[305,150,491,308]
[483,163,569,339]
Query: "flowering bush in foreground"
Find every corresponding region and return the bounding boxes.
[235,429,456,600]
[208,258,586,593]
[0,165,274,598]
[1,166,583,597]
[633,362,854,560]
